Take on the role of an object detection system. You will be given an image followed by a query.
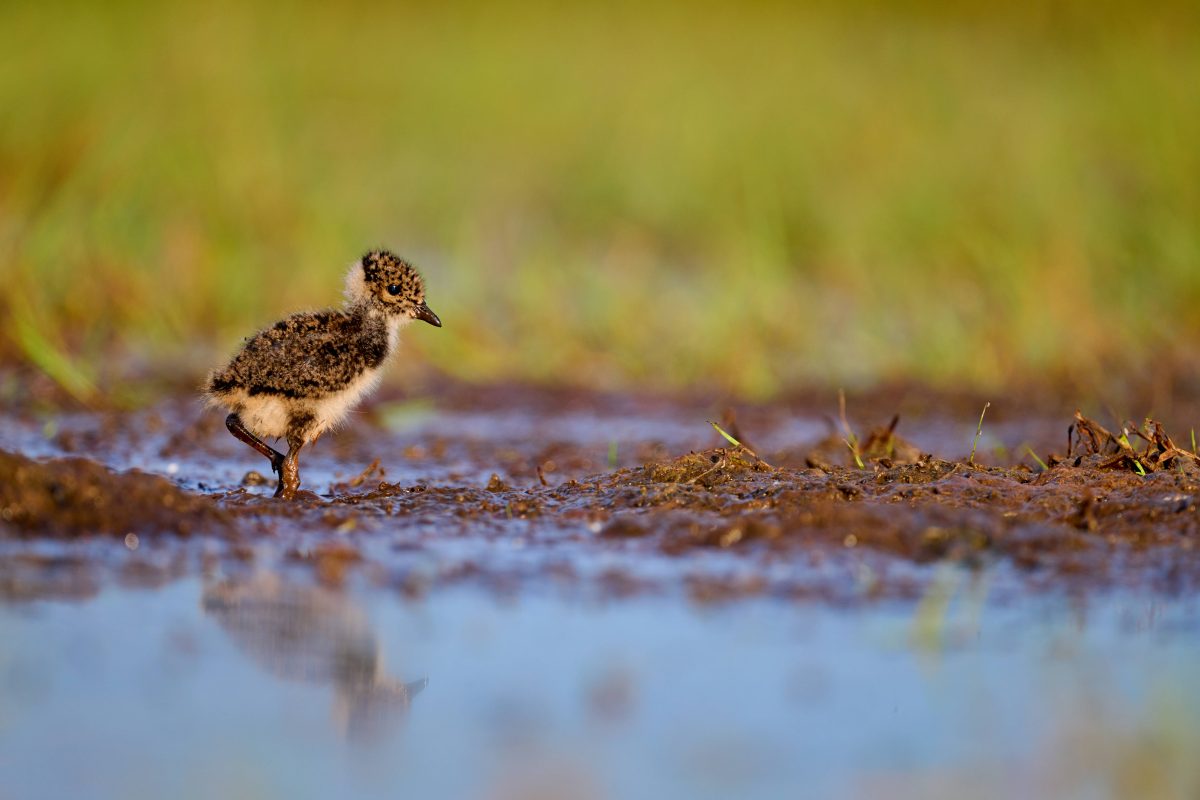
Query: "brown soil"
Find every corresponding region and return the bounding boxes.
[0,449,231,538]
[2,379,1199,602]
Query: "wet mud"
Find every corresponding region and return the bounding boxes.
[2,379,1199,603]
[0,449,231,538]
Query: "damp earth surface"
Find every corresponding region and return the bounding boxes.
[3,378,1200,799]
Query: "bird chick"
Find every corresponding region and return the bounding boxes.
[205,250,441,499]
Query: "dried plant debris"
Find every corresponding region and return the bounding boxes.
[1069,412,1200,475]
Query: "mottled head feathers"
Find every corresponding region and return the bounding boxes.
[345,250,441,327]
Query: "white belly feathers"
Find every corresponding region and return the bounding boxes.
[230,365,385,442]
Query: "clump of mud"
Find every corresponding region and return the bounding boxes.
[642,446,770,487]
[3,393,1200,601]
[0,449,229,538]
[577,414,1200,595]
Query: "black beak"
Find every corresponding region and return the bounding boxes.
[413,302,442,327]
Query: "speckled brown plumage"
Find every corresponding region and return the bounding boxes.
[208,310,391,400]
[205,250,441,499]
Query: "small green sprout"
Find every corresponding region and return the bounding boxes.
[608,440,618,469]
[1116,429,1146,475]
[969,401,991,466]
[707,420,773,469]
[845,437,866,469]
[708,421,742,448]
[837,389,865,469]
[1025,445,1048,471]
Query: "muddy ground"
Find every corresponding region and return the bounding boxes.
[2,376,1199,604]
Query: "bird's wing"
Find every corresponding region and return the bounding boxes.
[215,311,382,397]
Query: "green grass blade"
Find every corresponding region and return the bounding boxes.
[969,401,991,466]
[708,421,741,448]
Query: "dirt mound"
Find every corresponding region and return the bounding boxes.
[0,449,231,539]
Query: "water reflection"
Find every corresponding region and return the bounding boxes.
[202,574,427,743]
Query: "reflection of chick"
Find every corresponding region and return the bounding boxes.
[205,250,441,499]
[202,574,427,742]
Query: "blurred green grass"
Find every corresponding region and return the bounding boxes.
[1,0,1198,399]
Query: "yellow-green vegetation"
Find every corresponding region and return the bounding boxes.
[969,402,990,465]
[1,0,1198,399]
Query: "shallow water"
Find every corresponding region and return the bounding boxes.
[3,383,1200,797]
[3,577,1199,800]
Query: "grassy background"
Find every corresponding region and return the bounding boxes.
[1,0,1198,400]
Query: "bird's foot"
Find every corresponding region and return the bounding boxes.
[273,473,300,500]
[274,449,302,500]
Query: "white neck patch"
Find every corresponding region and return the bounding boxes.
[343,260,369,306]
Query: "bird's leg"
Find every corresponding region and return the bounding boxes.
[226,413,286,476]
[275,434,305,500]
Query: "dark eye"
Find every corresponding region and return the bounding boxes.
[387,284,401,296]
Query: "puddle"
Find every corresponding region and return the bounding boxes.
[2,578,1198,799]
